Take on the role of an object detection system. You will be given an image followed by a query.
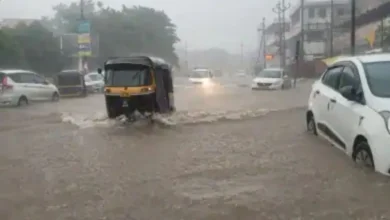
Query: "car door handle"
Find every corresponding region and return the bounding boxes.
[330,98,336,103]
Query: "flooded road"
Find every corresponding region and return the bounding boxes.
[1,77,390,219]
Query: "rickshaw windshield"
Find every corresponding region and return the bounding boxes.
[105,65,152,87]
[57,73,82,86]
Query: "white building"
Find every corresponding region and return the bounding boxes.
[283,0,350,61]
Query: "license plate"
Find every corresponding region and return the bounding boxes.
[120,92,130,97]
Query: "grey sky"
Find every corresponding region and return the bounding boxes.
[0,0,287,53]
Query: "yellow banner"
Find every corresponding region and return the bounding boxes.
[365,29,376,48]
[78,34,91,44]
[78,51,92,56]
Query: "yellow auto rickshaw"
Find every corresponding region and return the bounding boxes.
[98,56,175,120]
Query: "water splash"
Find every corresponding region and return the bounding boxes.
[60,108,272,129]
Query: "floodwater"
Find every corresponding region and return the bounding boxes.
[2,76,390,220]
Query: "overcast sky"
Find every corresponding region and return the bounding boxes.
[0,0,294,53]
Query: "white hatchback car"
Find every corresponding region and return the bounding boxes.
[306,54,390,175]
[0,69,59,106]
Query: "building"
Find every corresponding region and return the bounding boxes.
[334,0,390,54]
[282,0,350,62]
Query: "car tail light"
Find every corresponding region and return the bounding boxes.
[1,77,13,91]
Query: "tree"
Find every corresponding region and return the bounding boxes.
[5,21,65,75]
[50,1,180,66]
[0,30,25,68]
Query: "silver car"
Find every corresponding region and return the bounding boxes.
[84,72,104,93]
[0,69,60,106]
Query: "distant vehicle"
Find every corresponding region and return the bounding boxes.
[236,70,246,77]
[306,54,390,176]
[251,68,291,90]
[85,72,104,93]
[189,68,213,85]
[53,70,87,97]
[0,69,59,106]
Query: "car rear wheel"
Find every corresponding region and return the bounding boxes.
[17,96,28,107]
[52,92,60,102]
[353,141,374,170]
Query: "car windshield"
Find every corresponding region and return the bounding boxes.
[88,74,102,81]
[256,70,282,78]
[191,70,209,78]
[364,61,390,97]
[106,66,151,87]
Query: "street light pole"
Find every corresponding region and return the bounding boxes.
[350,0,356,55]
[330,0,334,56]
[262,17,267,69]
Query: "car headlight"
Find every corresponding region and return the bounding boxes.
[379,111,390,134]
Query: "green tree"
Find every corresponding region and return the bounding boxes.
[50,1,180,66]
[2,22,64,75]
[0,29,25,68]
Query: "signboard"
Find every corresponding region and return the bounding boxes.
[78,20,91,57]
[78,21,90,34]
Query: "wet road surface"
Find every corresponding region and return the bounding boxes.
[1,77,390,220]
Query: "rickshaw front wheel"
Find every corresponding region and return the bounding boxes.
[107,106,120,119]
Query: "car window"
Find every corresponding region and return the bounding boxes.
[20,73,35,83]
[34,74,46,84]
[322,66,343,89]
[338,66,360,89]
[8,73,22,83]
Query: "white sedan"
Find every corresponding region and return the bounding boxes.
[306,53,390,176]
[84,72,104,93]
[251,68,291,90]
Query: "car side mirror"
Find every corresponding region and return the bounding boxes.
[43,80,49,85]
[97,68,102,74]
[340,85,357,101]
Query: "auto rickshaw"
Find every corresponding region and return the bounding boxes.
[98,56,175,120]
[53,70,87,97]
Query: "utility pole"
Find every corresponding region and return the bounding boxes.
[300,0,304,61]
[351,0,356,55]
[262,17,266,69]
[79,0,85,73]
[273,0,290,69]
[240,42,244,69]
[330,0,334,56]
[257,18,267,69]
[185,41,188,72]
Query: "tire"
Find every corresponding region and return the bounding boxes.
[353,141,375,169]
[52,92,60,102]
[17,96,28,107]
[281,84,285,90]
[107,107,117,119]
[306,112,317,135]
